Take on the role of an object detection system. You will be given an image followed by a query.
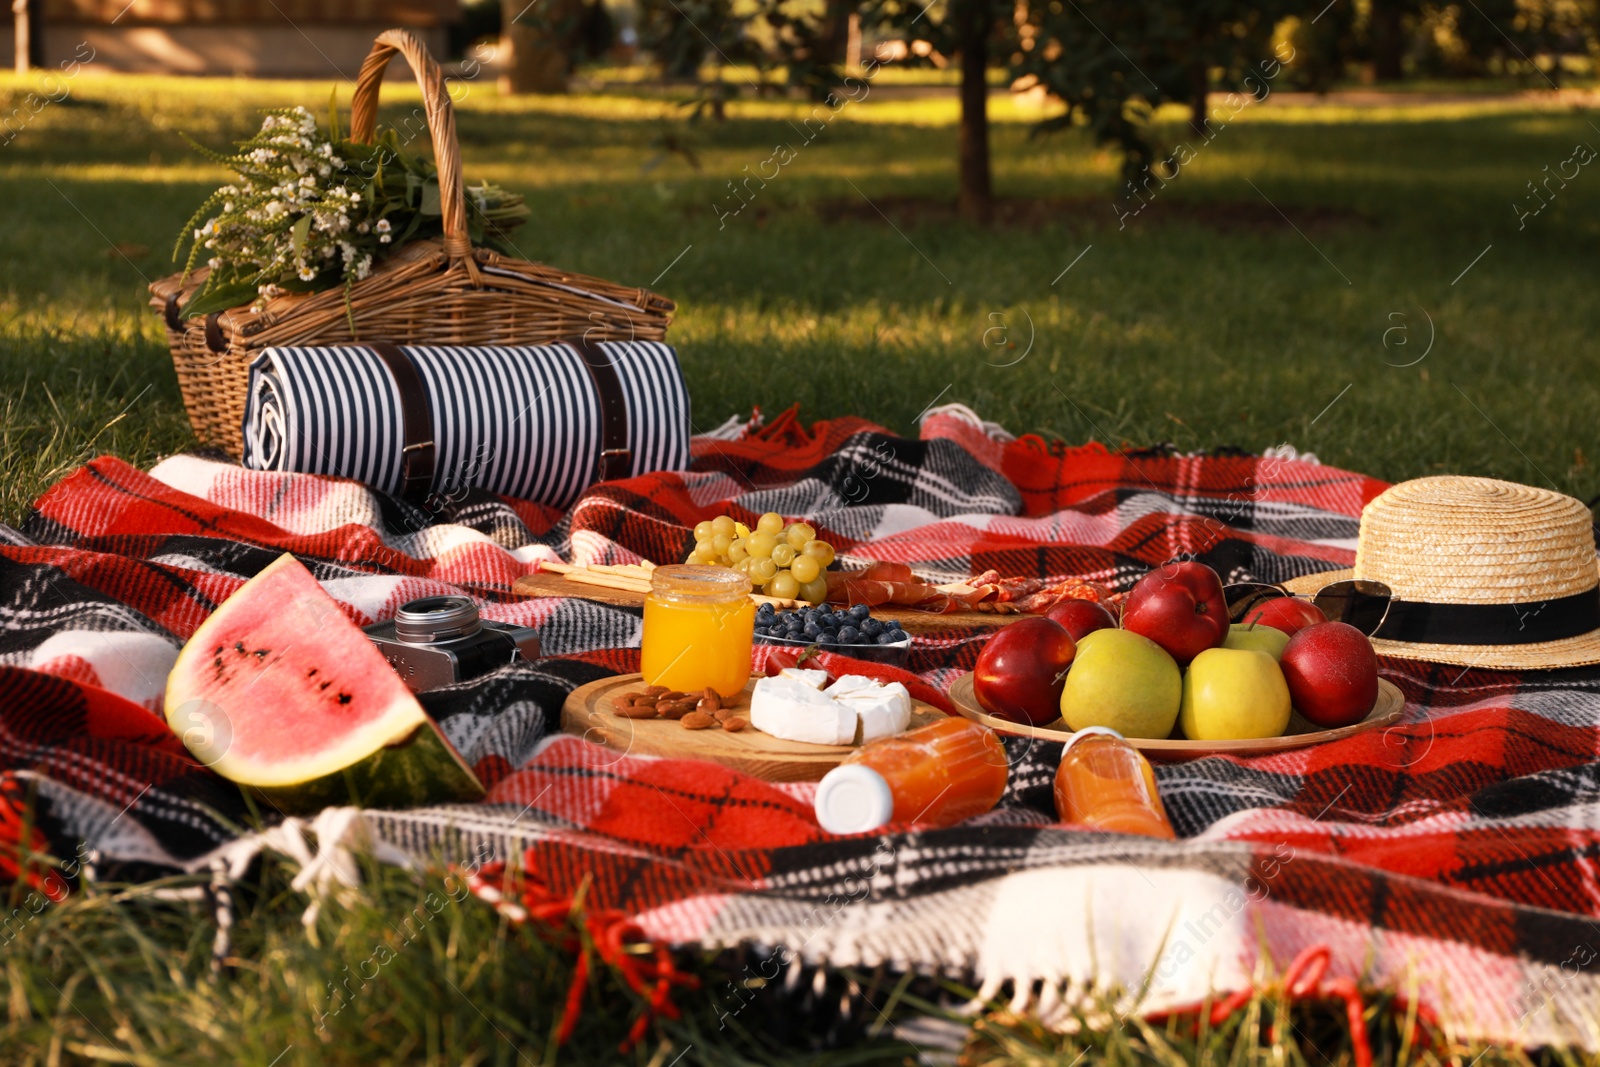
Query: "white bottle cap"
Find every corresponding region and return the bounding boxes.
[814,765,895,835]
[1064,725,1126,751]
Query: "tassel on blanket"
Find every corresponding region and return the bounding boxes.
[0,772,59,894]
[469,860,699,1052]
[201,807,417,943]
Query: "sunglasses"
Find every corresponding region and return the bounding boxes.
[1223,580,1394,637]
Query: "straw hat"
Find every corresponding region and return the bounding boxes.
[1283,475,1600,669]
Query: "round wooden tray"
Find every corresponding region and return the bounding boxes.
[947,673,1405,760]
[562,673,945,782]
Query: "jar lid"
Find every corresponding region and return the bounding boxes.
[814,765,894,835]
[650,564,752,600]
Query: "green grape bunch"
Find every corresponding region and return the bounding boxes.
[686,513,836,604]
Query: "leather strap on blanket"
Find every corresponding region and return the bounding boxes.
[570,338,632,482]
[366,341,437,503]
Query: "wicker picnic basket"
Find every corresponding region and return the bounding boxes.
[148,28,675,460]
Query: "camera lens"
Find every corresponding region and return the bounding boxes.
[394,596,483,644]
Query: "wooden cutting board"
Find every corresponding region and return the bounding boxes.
[514,571,1013,634]
[562,673,945,781]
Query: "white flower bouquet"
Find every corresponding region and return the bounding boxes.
[172,102,531,319]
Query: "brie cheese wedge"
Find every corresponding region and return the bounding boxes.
[750,675,858,746]
[749,673,914,746]
[827,677,913,742]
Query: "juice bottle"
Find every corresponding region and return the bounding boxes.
[1053,727,1175,839]
[813,717,1008,834]
[641,565,755,698]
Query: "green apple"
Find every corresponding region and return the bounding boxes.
[1059,628,1182,739]
[1222,623,1290,660]
[1179,647,1292,741]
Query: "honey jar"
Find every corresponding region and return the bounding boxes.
[641,565,755,698]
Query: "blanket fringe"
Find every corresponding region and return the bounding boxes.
[200,807,416,944]
[469,860,699,1052]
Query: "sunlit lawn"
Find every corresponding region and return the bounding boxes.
[2,73,1599,524]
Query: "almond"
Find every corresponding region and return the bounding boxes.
[643,685,669,698]
[713,707,733,723]
[657,700,694,720]
[614,702,659,719]
[681,711,716,730]
[721,716,749,732]
[699,688,721,713]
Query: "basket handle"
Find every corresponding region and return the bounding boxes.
[348,29,480,281]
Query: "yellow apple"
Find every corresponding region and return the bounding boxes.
[1179,647,1292,741]
[1059,628,1182,739]
[1221,623,1290,660]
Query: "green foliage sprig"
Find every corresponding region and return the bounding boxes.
[172,99,530,319]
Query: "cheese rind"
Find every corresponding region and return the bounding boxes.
[779,668,831,690]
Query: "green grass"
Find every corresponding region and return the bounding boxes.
[1,850,1569,1067]
[4,72,1600,1064]
[3,73,1600,523]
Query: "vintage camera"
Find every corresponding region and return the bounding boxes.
[365,595,540,693]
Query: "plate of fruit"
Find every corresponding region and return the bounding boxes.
[948,562,1406,760]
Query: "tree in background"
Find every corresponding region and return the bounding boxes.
[625,0,1600,214]
[498,0,617,92]
[857,0,1016,222]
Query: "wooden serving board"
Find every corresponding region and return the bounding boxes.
[947,673,1406,761]
[515,571,1012,634]
[562,673,945,782]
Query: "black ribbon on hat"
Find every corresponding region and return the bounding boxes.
[1374,585,1600,646]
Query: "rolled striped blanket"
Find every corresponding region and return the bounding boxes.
[241,341,692,507]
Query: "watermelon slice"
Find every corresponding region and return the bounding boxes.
[164,553,484,814]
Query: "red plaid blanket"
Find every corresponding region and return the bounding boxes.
[3,406,1597,1051]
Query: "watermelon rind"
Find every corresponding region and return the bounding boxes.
[165,552,485,811]
[251,718,485,815]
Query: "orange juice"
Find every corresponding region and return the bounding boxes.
[641,565,755,697]
[815,717,1008,834]
[1053,727,1175,839]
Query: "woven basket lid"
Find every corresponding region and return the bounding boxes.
[1284,476,1600,669]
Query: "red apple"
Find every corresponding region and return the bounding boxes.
[1045,599,1117,642]
[1121,562,1230,665]
[973,617,1076,726]
[1241,595,1327,637]
[1280,621,1379,728]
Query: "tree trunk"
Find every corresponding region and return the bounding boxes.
[1189,63,1209,135]
[1370,0,1404,81]
[956,0,994,224]
[499,0,577,94]
[13,0,31,74]
[814,0,854,68]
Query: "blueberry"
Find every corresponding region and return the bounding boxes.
[862,618,883,638]
[886,619,904,632]
[838,625,860,643]
[876,630,901,645]
[849,603,871,621]
[803,621,821,638]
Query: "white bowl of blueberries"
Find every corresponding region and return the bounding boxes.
[753,602,913,666]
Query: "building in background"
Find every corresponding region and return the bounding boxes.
[9,0,458,76]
